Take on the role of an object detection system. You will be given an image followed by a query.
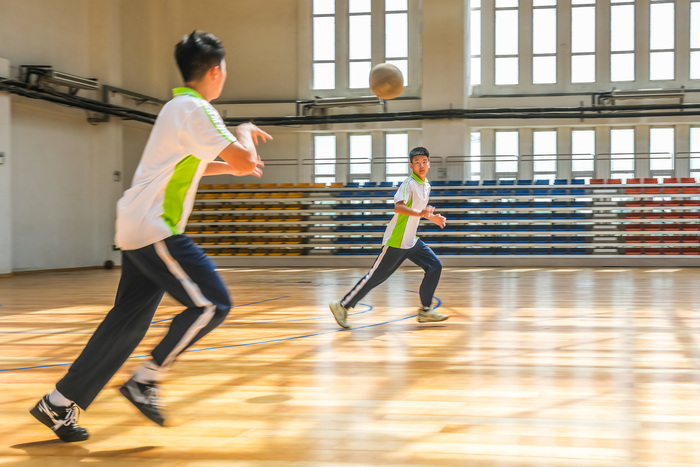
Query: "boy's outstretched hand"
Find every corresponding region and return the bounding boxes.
[428,213,447,229]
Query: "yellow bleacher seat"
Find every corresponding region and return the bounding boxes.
[330,182,344,188]
[213,184,229,190]
[295,183,312,188]
[263,183,278,188]
[198,184,213,190]
[279,183,295,188]
[245,183,261,189]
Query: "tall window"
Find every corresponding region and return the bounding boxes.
[692,2,700,79]
[312,0,335,90]
[312,0,409,92]
[386,133,409,183]
[533,1,557,84]
[690,128,700,179]
[571,129,595,179]
[650,1,675,81]
[470,0,482,86]
[349,134,372,178]
[610,129,635,180]
[571,0,596,83]
[385,0,409,84]
[495,0,519,86]
[610,1,635,82]
[495,131,519,176]
[314,135,336,183]
[533,130,557,179]
[470,131,481,180]
[649,127,674,178]
[349,0,372,88]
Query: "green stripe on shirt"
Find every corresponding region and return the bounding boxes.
[161,155,201,234]
[386,194,413,248]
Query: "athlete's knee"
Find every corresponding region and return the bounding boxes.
[426,258,442,276]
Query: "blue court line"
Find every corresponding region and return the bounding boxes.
[194,303,373,326]
[0,300,371,335]
[151,296,290,324]
[0,294,442,373]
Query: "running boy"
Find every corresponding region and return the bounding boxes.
[329,147,448,328]
[30,31,272,442]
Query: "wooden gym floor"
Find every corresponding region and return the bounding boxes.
[2,266,700,466]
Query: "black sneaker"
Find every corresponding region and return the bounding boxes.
[30,394,89,442]
[119,378,165,426]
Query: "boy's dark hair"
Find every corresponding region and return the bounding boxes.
[409,147,430,163]
[175,31,226,82]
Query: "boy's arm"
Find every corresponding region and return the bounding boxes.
[202,161,237,176]
[394,201,434,218]
[216,123,272,177]
[394,201,447,229]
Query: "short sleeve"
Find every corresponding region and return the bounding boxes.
[181,101,236,163]
[393,178,414,204]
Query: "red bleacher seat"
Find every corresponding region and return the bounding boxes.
[662,178,680,194]
[607,179,622,184]
[625,178,641,195]
[590,179,605,184]
[643,178,660,194]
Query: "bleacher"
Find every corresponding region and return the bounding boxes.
[187,178,700,265]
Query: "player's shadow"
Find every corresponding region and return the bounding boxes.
[11,440,158,461]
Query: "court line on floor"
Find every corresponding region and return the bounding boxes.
[0,296,441,373]
[151,296,291,324]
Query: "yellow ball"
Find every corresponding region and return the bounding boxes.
[369,63,404,100]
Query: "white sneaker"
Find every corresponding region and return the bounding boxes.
[417,308,449,323]
[329,299,350,328]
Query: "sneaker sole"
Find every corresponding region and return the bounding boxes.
[119,386,165,427]
[417,315,449,323]
[29,405,89,442]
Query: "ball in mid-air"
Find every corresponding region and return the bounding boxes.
[369,63,404,100]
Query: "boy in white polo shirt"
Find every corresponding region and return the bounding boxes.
[329,147,449,328]
[30,31,272,442]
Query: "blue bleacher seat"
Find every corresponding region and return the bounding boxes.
[517,180,533,185]
[362,182,378,187]
[447,180,463,186]
[535,180,550,185]
[379,181,394,187]
[431,181,446,187]
[345,182,360,188]
[461,189,476,196]
[465,181,479,186]
[571,179,585,185]
[514,189,530,196]
[554,179,568,185]
[496,190,513,196]
[499,180,515,185]
[481,180,497,186]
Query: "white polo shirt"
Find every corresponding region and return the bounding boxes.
[114,87,236,250]
[382,172,431,249]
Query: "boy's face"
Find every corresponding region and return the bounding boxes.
[409,155,430,181]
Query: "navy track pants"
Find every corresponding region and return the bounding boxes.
[56,235,231,409]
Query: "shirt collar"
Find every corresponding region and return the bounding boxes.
[172,87,204,99]
[410,172,429,185]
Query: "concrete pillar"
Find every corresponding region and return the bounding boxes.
[0,58,12,275]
